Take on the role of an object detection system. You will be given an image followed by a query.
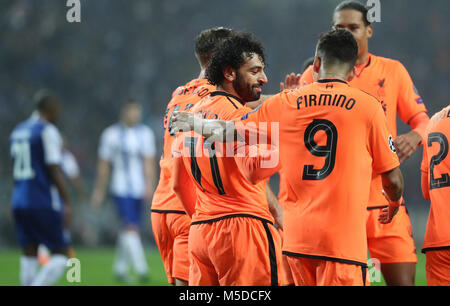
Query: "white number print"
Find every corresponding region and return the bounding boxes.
[11,140,35,180]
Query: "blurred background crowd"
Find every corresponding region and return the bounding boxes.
[1,0,449,248]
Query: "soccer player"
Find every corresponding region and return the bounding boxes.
[171,29,405,286]
[151,27,233,286]
[10,90,73,286]
[173,31,283,286]
[420,106,450,285]
[298,0,429,285]
[91,101,157,283]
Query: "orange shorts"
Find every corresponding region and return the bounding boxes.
[425,249,450,286]
[151,211,190,284]
[278,229,295,286]
[286,255,368,286]
[366,205,417,263]
[188,215,282,286]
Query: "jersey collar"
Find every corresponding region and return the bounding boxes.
[355,54,372,77]
[317,79,348,85]
[210,91,244,105]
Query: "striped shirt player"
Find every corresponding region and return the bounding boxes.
[91,102,156,282]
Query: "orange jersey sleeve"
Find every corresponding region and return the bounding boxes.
[151,79,215,212]
[368,105,401,174]
[420,105,450,252]
[395,61,427,124]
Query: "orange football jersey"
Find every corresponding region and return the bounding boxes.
[299,54,427,207]
[178,91,273,224]
[151,79,215,212]
[421,105,450,252]
[240,79,400,265]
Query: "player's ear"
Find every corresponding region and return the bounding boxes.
[223,66,236,82]
[366,24,373,39]
[347,66,357,82]
[313,56,321,74]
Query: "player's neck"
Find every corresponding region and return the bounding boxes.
[356,51,370,66]
[318,71,348,82]
[217,84,242,100]
[198,68,206,79]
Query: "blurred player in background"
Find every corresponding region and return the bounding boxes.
[173,31,283,286]
[91,101,157,283]
[171,28,405,286]
[10,90,73,286]
[421,106,450,285]
[299,0,429,285]
[151,27,233,286]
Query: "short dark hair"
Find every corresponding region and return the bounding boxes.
[33,89,60,112]
[194,27,234,67]
[317,29,358,72]
[334,0,371,26]
[206,31,265,86]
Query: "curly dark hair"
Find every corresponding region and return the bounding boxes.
[194,27,234,67]
[317,28,358,72]
[206,31,265,86]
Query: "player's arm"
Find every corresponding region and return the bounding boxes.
[266,182,283,230]
[170,93,283,144]
[173,145,196,217]
[395,112,430,163]
[48,164,73,225]
[379,167,404,224]
[420,138,430,201]
[395,61,430,163]
[91,158,111,210]
[143,156,157,202]
[368,104,404,224]
[142,127,158,203]
[42,125,72,226]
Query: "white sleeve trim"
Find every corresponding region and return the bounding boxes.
[42,124,62,165]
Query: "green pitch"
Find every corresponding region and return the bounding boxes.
[0,247,427,286]
[0,247,170,286]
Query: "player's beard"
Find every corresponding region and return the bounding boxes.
[233,72,262,103]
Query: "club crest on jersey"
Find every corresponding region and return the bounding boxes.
[388,135,396,153]
[376,78,386,97]
[413,85,424,104]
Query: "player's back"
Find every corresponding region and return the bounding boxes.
[10,116,61,210]
[300,55,426,208]
[421,105,450,251]
[276,80,398,264]
[152,78,215,212]
[181,91,272,223]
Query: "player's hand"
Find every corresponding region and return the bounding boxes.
[170,111,195,134]
[378,190,404,224]
[280,73,302,91]
[394,130,422,163]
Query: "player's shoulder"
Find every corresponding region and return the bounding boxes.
[371,54,407,72]
[101,123,121,139]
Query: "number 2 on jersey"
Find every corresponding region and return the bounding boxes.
[302,119,338,181]
[428,132,450,190]
[11,140,35,180]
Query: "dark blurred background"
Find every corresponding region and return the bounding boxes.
[1,0,449,248]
